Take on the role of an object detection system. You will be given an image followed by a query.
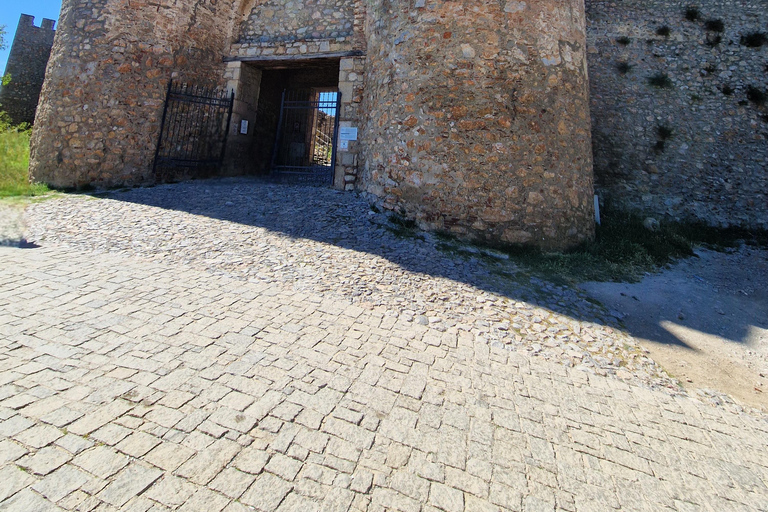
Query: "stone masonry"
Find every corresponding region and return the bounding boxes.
[29,0,595,250]
[586,0,768,229]
[0,14,56,125]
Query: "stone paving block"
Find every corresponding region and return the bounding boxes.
[240,472,294,511]
[31,464,91,502]
[144,475,198,508]
[0,487,64,511]
[233,448,270,475]
[17,445,72,476]
[208,467,256,499]
[0,464,37,502]
[0,415,34,437]
[66,400,133,436]
[54,434,93,456]
[265,453,303,482]
[143,441,196,473]
[116,432,161,458]
[175,438,241,485]
[72,445,129,479]
[97,462,162,507]
[178,486,231,512]
[0,439,28,463]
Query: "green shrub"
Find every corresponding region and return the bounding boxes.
[0,112,49,197]
[648,72,673,88]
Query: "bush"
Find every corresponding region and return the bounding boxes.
[656,26,671,37]
[0,112,48,197]
[648,72,673,89]
[704,19,725,33]
[740,31,767,48]
[684,6,700,21]
[616,61,633,75]
[616,36,631,45]
[747,86,766,106]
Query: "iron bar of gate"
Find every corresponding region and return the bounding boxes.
[270,89,342,185]
[152,80,235,181]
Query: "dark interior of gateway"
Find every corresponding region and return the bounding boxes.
[245,59,341,184]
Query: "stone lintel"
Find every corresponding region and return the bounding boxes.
[224,50,365,63]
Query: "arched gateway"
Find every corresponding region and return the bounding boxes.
[31,0,595,249]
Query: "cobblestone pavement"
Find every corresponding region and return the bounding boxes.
[1,179,766,511]
[23,179,675,389]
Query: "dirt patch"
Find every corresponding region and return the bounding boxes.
[581,245,768,412]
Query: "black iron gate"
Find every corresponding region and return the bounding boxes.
[270,89,341,185]
[153,81,235,182]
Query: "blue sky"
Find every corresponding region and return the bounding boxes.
[1,0,62,74]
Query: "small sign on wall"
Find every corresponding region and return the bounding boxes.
[339,127,358,141]
[240,120,249,134]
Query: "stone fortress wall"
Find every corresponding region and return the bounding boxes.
[30,0,596,249]
[585,0,768,229]
[0,14,56,125]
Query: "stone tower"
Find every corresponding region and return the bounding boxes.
[0,14,56,125]
[360,0,595,248]
[31,0,595,249]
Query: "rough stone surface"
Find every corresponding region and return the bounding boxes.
[360,0,595,250]
[586,0,768,229]
[1,179,768,510]
[0,14,56,125]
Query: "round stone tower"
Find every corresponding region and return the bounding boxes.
[30,0,237,188]
[360,0,595,250]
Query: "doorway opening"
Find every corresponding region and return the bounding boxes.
[243,59,341,185]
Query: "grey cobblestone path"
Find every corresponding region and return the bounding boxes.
[1,179,766,511]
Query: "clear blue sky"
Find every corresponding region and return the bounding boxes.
[1,0,62,74]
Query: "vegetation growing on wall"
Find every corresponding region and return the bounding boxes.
[0,113,48,197]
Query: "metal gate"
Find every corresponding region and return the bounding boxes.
[270,89,341,185]
[153,81,235,182]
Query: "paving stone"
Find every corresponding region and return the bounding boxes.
[17,446,72,476]
[55,434,94,455]
[116,432,161,458]
[13,424,64,449]
[0,487,64,511]
[208,467,256,499]
[0,464,37,502]
[178,487,231,512]
[175,438,241,485]
[143,475,197,508]
[0,439,28,463]
[143,442,196,472]
[240,472,293,511]
[72,445,129,479]
[32,464,91,502]
[232,448,270,475]
[96,463,162,507]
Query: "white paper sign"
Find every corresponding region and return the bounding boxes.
[240,120,249,134]
[339,127,358,141]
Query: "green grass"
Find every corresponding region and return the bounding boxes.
[512,211,767,283]
[435,208,768,284]
[0,116,49,197]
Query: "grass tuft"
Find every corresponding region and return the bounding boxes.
[656,26,671,37]
[616,36,631,46]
